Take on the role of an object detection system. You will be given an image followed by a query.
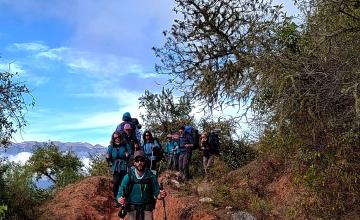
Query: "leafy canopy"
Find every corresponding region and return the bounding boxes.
[0,70,34,147]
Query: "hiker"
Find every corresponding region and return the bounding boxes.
[106,131,131,207]
[141,130,161,172]
[121,123,140,169]
[164,133,179,170]
[117,150,167,220]
[116,112,142,143]
[200,131,219,175]
[178,126,194,180]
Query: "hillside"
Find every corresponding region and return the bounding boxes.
[37,157,314,220]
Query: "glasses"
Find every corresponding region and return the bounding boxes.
[125,129,132,131]
[145,134,150,137]
[114,136,120,139]
[134,158,145,163]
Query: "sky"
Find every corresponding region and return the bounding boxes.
[0,0,177,147]
[0,0,298,147]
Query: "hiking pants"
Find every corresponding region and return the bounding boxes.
[112,171,127,198]
[167,153,178,170]
[127,210,153,220]
[178,151,191,179]
[203,155,215,174]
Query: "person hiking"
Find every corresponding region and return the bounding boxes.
[121,123,140,169]
[106,131,131,207]
[116,112,142,143]
[178,126,194,180]
[164,134,179,170]
[200,131,219,175]
[117,150,167,220]
[141,131,161,172]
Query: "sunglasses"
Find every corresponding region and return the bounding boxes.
[134,158,145,163]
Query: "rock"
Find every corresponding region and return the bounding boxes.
[199,197,213,203]
[170,179,181,189]
[231,211,256,220]
[196,182,212,195]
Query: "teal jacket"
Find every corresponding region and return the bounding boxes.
[117,167,160,205]
[164,140,179,155]
[107,144,131,173]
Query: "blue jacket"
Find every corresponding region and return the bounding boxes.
[179,133,193,154]
[141,140,160,161]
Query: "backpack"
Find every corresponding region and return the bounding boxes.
[152,137,164,162]
[123,168,156,210]
[207,132,220,155]
[184,125,200,150]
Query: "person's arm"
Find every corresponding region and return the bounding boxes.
[152,175,160,199]
[117,174,130,204]
[106,146,112,165]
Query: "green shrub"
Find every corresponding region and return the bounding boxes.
[221,139,256,170]
[87,153,109,176]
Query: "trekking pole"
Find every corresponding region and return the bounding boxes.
[159,182,167,220]
[118,188,127,219]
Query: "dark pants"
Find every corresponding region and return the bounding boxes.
[167,153,178,170]
[113,171,127,198]
[178,151,191,179]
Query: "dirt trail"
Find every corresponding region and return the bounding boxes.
[39,171,219,220]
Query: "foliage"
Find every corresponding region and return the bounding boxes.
[28,142,84,189]
[139,88,195,139]
[153,0,289,111]
[221,139,255,170]
[156,0,359,218]
[0,160,51,220]
[87,153,109,177]
[0,69,35,147]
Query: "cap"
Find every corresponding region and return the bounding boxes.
[124,123,132,130]
[134,150,145,159]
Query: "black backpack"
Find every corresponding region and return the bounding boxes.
[124,169,156,210]
[152,137,164,162]
[207,132,220,155]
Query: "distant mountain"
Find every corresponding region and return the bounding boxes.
[0,141,107,158]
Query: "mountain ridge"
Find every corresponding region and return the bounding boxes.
[1,141,107,157]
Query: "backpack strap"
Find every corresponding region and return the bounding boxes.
[124,169,154,199]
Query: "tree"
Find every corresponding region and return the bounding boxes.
[0,69,35,147]
[28,142,84,189]
[153,0,288,111]
[0,159,50,220]
[155,0,360,218]
[139,88,195,138]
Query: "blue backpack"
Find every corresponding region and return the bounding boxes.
[184,125,200,150]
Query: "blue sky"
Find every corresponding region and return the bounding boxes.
[0,0,175,146]
[1,0,298,147]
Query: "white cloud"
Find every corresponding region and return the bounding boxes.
[8,152,33,165]
[0,62,25,73]
[13,42,49,52]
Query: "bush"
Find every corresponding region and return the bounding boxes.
[221,139,256,170]
[1,161,51,220]
[87,153,109,176]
